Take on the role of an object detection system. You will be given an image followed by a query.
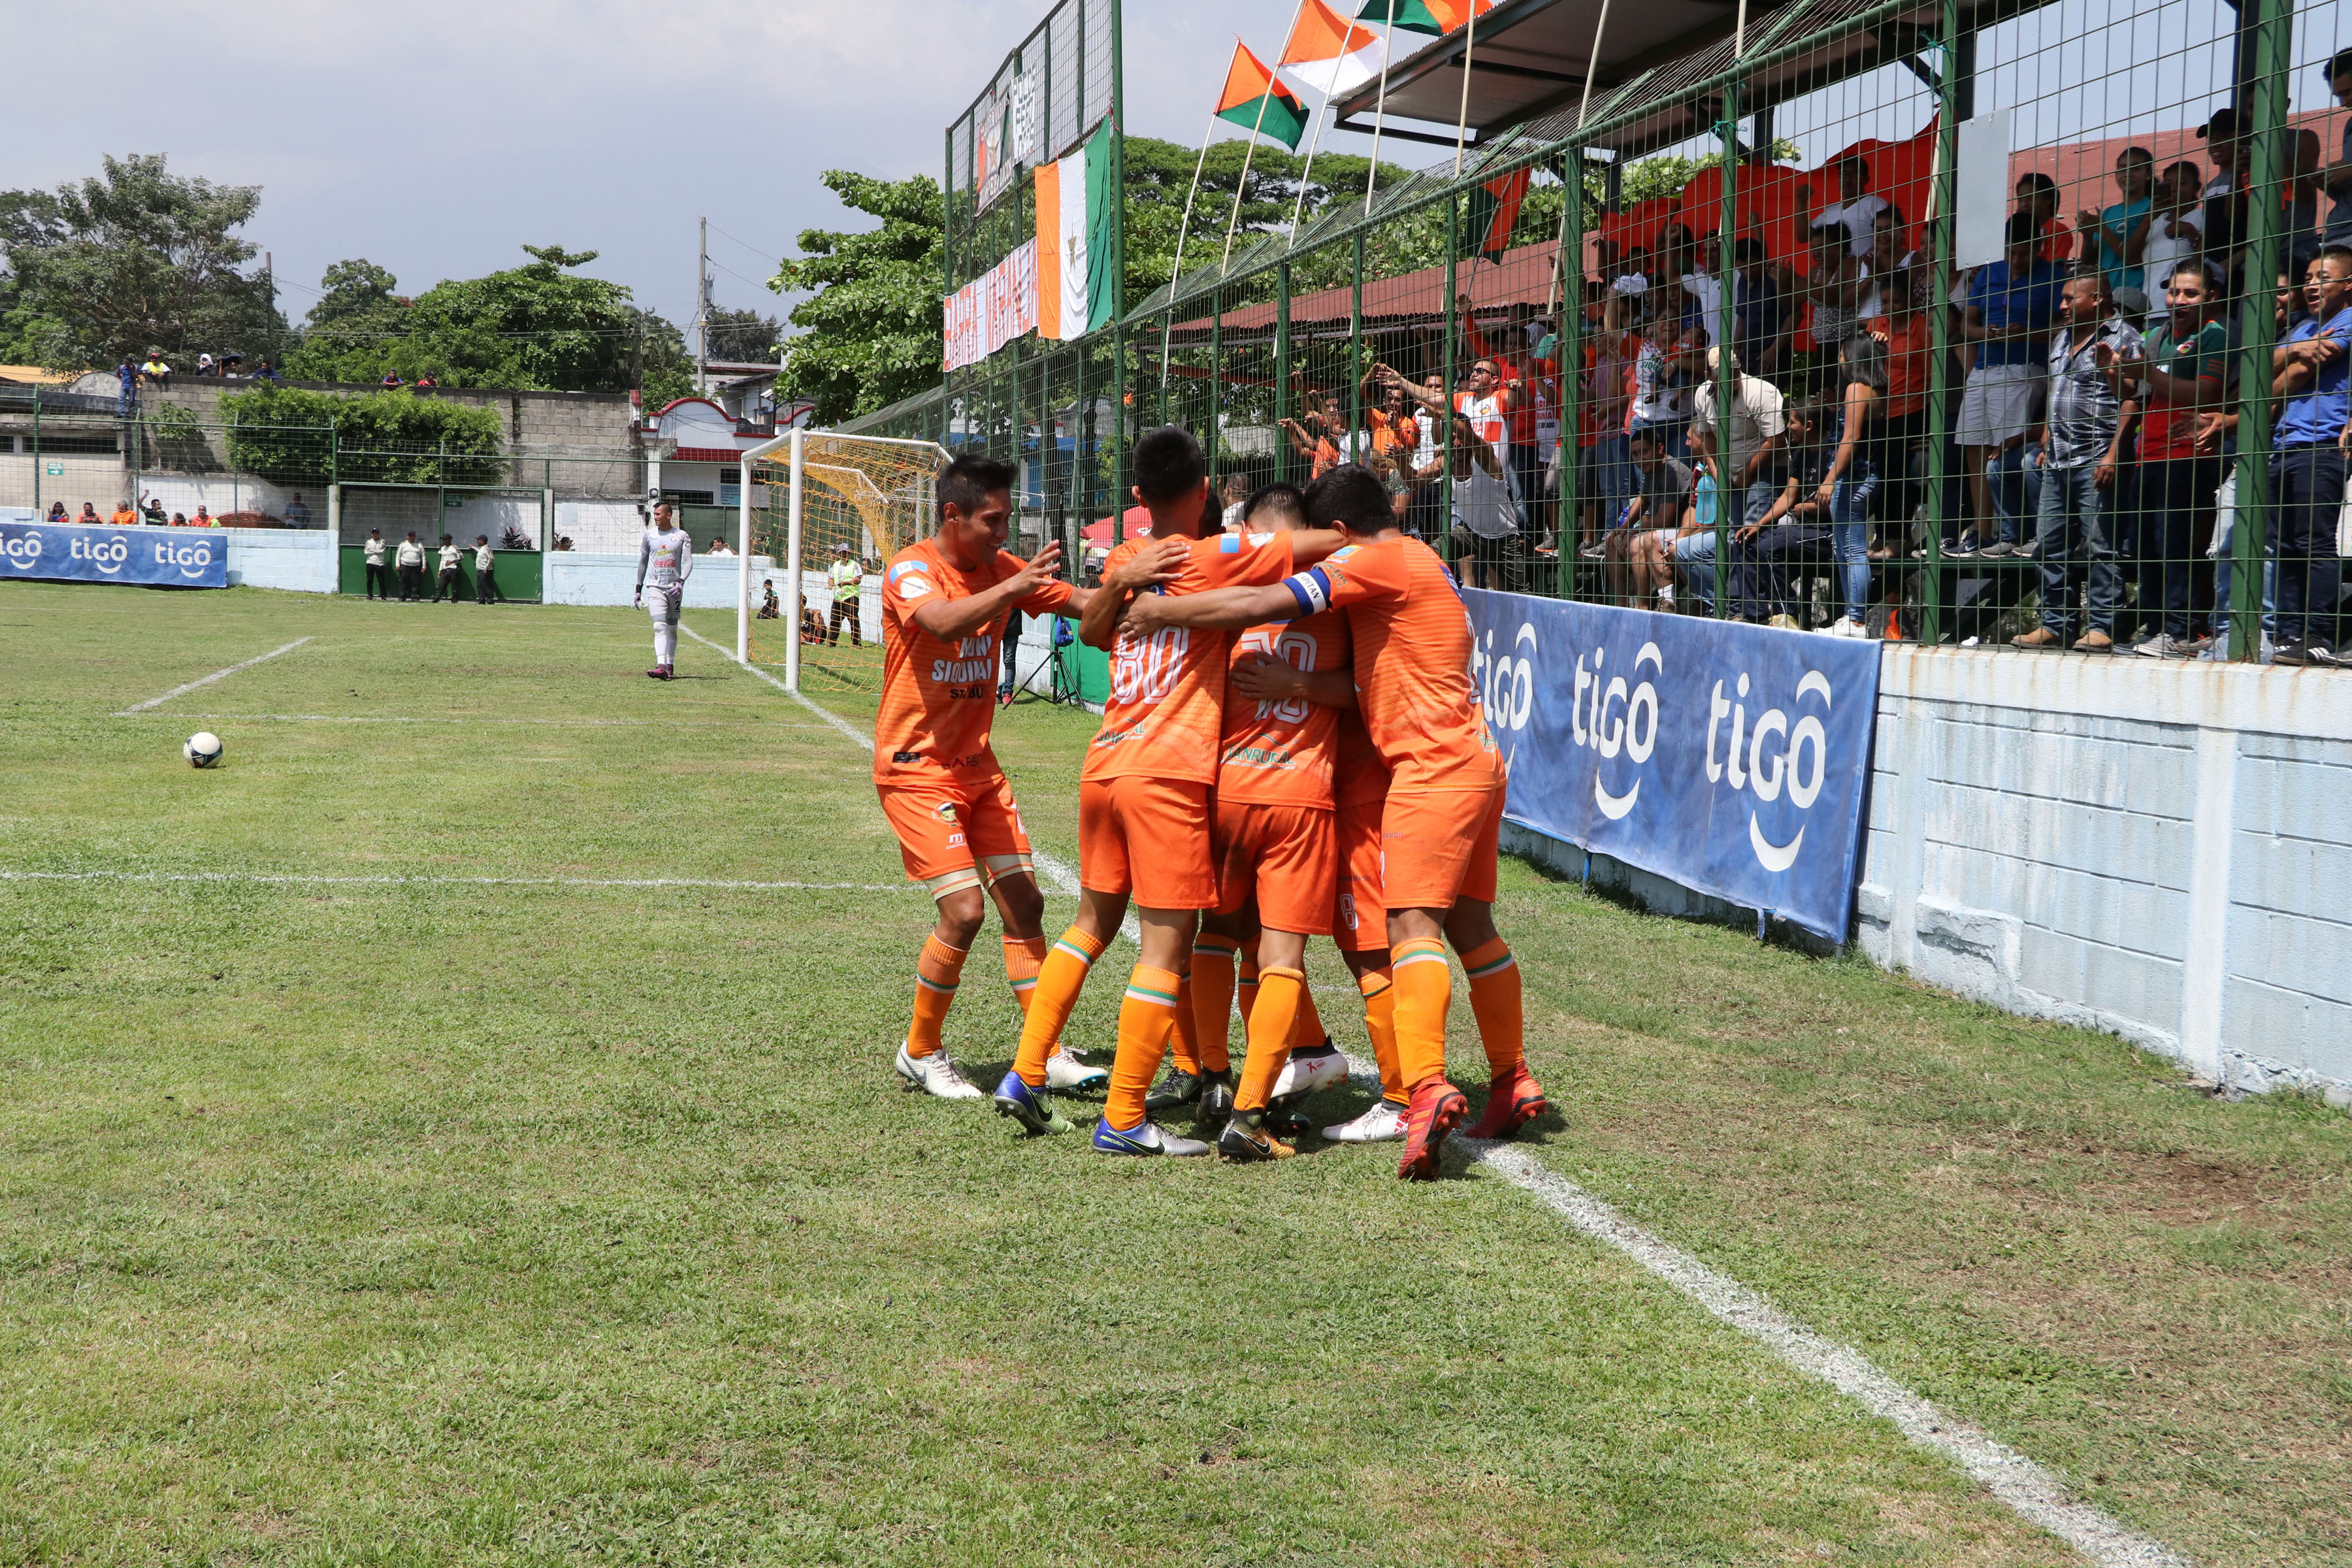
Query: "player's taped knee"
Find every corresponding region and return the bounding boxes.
[923,866,986,900]
[979,853,1034,889]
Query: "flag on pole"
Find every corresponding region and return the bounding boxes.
[1356,0,1492,35]
[1215,41,1309,151]
[1035,120,1119,340]
[1281,0,1385,97]
[1463,167,1531,261]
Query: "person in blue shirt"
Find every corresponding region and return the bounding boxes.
[1956,213,2070,553]
[2268,245,2352,664]
[2077,146,2156,308]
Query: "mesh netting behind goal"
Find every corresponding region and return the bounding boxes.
[745,433,945,690]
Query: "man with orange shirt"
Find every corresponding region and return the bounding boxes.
[877,454,1107,1103]
[993,427,1344,1156]
[1122,463,1546,1181]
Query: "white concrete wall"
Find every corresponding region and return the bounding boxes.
[556,500,645,553]
[224,529,338,594]
[543,552,775,608]
[1857,648,2352,1104]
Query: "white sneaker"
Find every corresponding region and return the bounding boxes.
[894,1043,984,1100]
[1322,1100,1407,1143]
[1045,1047,1108,1090]
[1270,1045,1348,1103]
[1655,583,1675,607]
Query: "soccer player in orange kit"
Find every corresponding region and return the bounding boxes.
[991,427,1345,1155]
[875,454,1109,1102]
[1119,461,1546,1181]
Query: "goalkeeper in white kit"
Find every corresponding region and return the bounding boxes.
[636,500,693,680]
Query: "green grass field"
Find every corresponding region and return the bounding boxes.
[3,581,2347,1567]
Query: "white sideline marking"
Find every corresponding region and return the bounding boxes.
[114,713,839,730]
[115,638,314,715]
[680,624,1134,938]
[1321,1053,2185,1565]
[0,870,917,894]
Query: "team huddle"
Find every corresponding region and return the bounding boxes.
[871,429,1545,1179]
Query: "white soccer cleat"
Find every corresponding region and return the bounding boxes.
[894,1043,984,1100]
[1045,1047,1109,1090]
[1323,1100,1407,1143]
[1269,1043,1348,1103]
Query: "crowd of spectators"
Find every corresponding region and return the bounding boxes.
[38,493,314,530]
[1258,59,2351,663]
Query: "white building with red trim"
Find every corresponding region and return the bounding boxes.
[637,391,814,507]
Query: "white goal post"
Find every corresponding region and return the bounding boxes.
[737,429,951,692]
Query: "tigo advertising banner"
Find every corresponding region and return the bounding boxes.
[0,521,229,589]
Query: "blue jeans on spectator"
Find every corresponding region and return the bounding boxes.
[2268,444,2345,652]
[1675,483,1775,613]
[1583,434,1635,540]
[1829,464,1878,624]
[1987,442,2041,546]
[2034,461,2120,639]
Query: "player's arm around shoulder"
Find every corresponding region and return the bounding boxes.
[1077,536,1187,651]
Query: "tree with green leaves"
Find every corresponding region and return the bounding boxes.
[767,171,945,426]
[285,245,694,404]
[0,153,287,372]
[704,307,783,365]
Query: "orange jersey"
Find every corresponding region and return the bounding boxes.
[1083,530,1298,785]
[1217,609,1348,808]
[1283,537,1503,796]
[875,536,1075,783]
[1331,706,1392,809]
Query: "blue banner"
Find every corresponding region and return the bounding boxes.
[0,521,228,589]
[1463,590,1881,941]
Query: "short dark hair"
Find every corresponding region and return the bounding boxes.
[2328,47,2352,82]
[2325,243,2352,269]
[1732,237,1767,267]
[1629,424,1664,450]
[2119,144,2155,167]
[938,453,1016,519]
[1131,425,1206,504]
[2016,171,2057,196]
[1242,482,1305,527]
[1301,464,1392,533]
[2072,268,2115,301]
[2005,210,2039,249]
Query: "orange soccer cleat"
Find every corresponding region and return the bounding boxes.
[1463,1060,1547,1141]
[1396,1079,1468,1182]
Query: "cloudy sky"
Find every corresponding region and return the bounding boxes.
[11,1,1369,334]
[13,0,2338,340]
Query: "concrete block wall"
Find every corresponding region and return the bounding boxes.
[1857,648,2352,1103]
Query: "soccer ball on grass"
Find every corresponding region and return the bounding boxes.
[184,732,223,769]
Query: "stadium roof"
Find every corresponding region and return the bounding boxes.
[1330,0,2053,159]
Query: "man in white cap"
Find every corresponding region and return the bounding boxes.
[826,541,865,646]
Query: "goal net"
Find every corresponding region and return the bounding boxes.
[744,432,946,692]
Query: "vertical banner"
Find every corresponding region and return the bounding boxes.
[1462,591,1882,941]
[942,240,1041,370]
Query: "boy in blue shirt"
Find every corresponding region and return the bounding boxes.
[2268,246,2352,664]
[1956,213,2069,553]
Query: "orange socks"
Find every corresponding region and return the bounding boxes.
[1171,971,1201,1075]
[1013,927,1103,1086]
[1189,934,1240,1075]
[1237,943,1260,1032]
[1103,964,1183,1130]
[1458,938,1524,1076]
[905,934,968,1058]
[1236,966,1304,1113]
[1390,937,1452,1091]
[1002,935,1048,1015]
[1357,967,1407,1105]
[1291,983,1327,1050]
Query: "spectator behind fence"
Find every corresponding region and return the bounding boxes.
[1445,412,1527,593]
[2014,272,2140,653]
[2266,244,2352,666]
[110,500,136,527]
[1956,211,2067,555]
[1730,237,1792,380]
[1814,152,1887,257]
[1819,335,1885,636]
[45,502,67,523]
[283,493,312,529]
[77,502,100,523]
[2325,50,2352,248]
[2079,146,2157,310]
[1864,272,1932,544]
[1730,399,1835,625]
[1605,425,1692,607]
[2143,161,2208,298]
[2121,261,2229,659]
[1803,219,1866,389]
[2016,171,2074,263]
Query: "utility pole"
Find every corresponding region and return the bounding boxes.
[696,217,710,395]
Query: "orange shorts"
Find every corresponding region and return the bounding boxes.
[1380,787,1503,912]
[1079,774,1215,910]
[877,771,1032,888]
[1211,796,1335,935]
[1331,796,1388,951]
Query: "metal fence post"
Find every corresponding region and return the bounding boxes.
[1350,229,1365,465]
[1921,0,1964,645]
[2230,0,2289,660]
[1276,259,1294,484]
[29,393,39,516]
[1444,188,1460,564]
[1713,90,1740,619]
[1561,150,1586,593]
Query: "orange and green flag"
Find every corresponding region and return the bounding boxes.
[1464,167,1530,261]
[1215,41,1308,151]
[1357,0,1493,35]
